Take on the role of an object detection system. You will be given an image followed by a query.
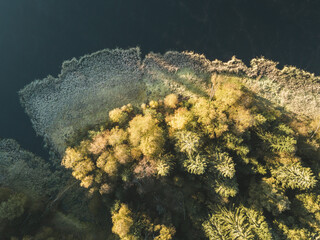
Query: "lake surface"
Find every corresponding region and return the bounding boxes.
[1,0,320,158]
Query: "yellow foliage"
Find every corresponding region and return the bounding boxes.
[96,151,110,169]
[141,103,147,110]
[309,115,320,139]
[228,106,255,134]
[249,177,290,215]
[103,155,119,177]
[155,154,173,177]
[97,151,119,176]
[109,108,129,125]
[253,113,267,126]
[128,114,157,146]
[154,224,176,240]
[71,157,95,180]
[62,147,83,169]
[128,114,165,156]
[108,126,128,146]
[88,130,109,155]
[112,204,134,239]
[139,134,165,157]
[190,97,215,125]
[190,97,228,138]
[77,139,91,155]
[80,175,94,188]
[120,103,134,113]
[164,94,179,109]
[130,147,142,160]
[271,155,300,165]
[275,220,312,240]
[295,193,320,231]
[149,100,159,109]
[165,107,195,131]
[214,80,243,109]
[114,144,132,164]
[156,160,171,177]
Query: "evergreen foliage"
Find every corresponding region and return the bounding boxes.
[202,205,272,240]
[211,151,235,178]
[183,153,208,175]
[173,130,202,156]
[271,162,317,190]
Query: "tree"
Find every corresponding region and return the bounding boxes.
[165,107,196,131]
[293,193,320,232]
[189,97,228,138]
[108,126,128,146]
[111,204,135,239]
[57,73,320,238]
[174,130,202,156]
[210,151,235,178]
[154,224,176,240]
[109,108,129,125]
[203,205,255,240]
[128,114,165,157]
[183,154,208,175]
[164,94,179,109]
[257,125,297,154]
[0,193,26,221]
[271,162,317,190]
[156,154,174,177]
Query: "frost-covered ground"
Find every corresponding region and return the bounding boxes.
[19,48,320,155]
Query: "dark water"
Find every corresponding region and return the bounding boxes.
[1,0,320,158]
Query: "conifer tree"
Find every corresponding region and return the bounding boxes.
[203,205,256,240]
[271,162,317,190]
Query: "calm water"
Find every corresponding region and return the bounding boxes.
[1,0,320,158]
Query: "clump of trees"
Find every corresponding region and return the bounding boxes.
[3,72,318,239]
[58,74,320,239]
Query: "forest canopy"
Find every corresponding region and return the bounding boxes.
[59,74,320,239]
[2,48,319,239]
